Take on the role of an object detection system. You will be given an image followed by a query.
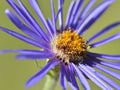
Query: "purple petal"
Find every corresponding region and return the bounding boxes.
[0,49,49,54]
[80,0,96,18]
[70,0,84,26]
[0,27,49,49]
[55,6,62,26]
[63,65,78,90]
[46,18,54,33]
[68,64,79,90]
[58,0,64,30]
[5,9,42,40]
[71,63,90,90]
[79,64,112,90]
[0,49,55,60]
[96,72,120,89]
[60,64,66,90]
[7,0,49,41]
[87,52,120,60]
[76,0,114,34]
[90,32,120,48]
[94,64,120,80]
[65,0,76,27]
[87,22,120,44]
[74,0,96,27]
[50,0,56,35]
[28,0,53,38]
[25,59,60,88]
[86,56,120,70]
[17,0,49,41]
[86,65,120,89]
[16,53,54,60]
[98,61,120,70]
[7,0,33,30]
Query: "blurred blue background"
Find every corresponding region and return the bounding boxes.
[0,0,120,90]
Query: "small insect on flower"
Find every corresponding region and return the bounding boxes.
[0,0,120,90]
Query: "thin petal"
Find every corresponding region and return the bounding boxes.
[60,64,66,90]
[55,6,62,25]
[85,65,120,89]
[90,32,120,48]
[63,65,78,90]
[80,0,96,18]
[71,63,90,90]
[7,0,33,30]
[75,0,96,27]
[79,64,113,90]
[7,0,49,41]
[70,0,84,26]
[29,0,53,38]
[0,27,49,49]
[58,0,64,30]
[96,72,120,89]
[50,0,56,35]
[0,49,48,54]
[76,0,114,34]
[0,49,55,60]
[94,64,120,80]
[16,53,54,60]
[87,22,120,44]
[17,0,49,41]
[69,64,79,90]
[87,52,120,60]
[5,9,41,39]
[25,59,60,88]
[97,60,120,70]
[65,0,76,27]
[46,18,54,34]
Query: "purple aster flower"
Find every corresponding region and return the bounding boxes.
[0,0,120,90]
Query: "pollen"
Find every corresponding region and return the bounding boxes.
[51,28,87,64]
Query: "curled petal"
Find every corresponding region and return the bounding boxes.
[58,0,64,30]
[55,6,62,25]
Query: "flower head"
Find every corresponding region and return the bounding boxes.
[0,0,120,90]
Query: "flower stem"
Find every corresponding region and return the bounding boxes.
[43,65,60,90]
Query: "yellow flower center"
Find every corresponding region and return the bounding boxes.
[51,28,87,64]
